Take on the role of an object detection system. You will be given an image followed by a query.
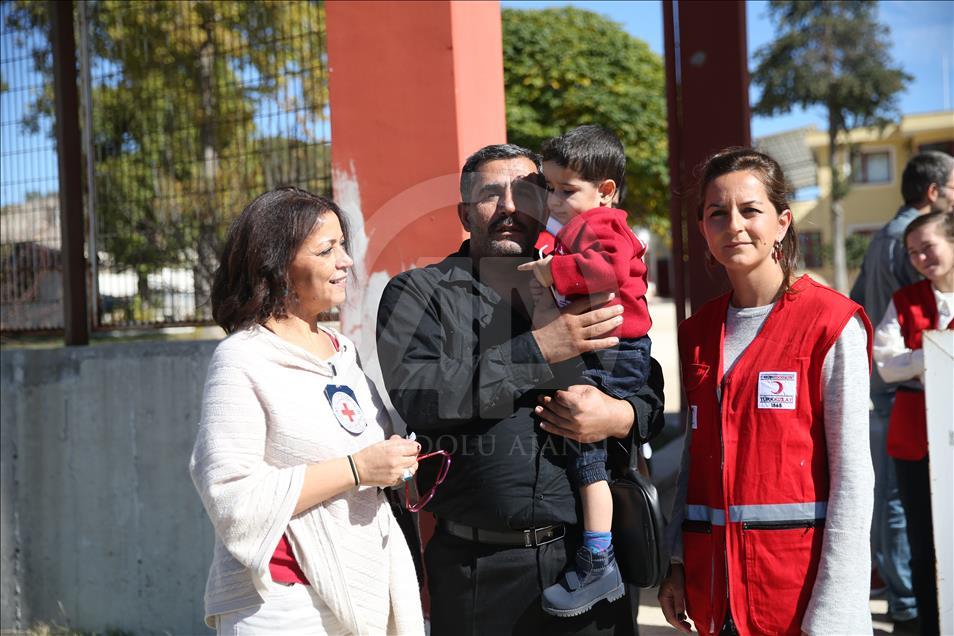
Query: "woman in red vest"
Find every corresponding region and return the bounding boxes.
[658,148,875,636]
[873,211,953,636]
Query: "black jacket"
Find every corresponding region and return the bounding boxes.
[376,241,665,531]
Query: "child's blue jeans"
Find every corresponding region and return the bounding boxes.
[570,335,651,487]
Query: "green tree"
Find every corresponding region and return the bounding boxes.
[5,1,327,320]
[823,232,873,270]
[751,0,909,292]
[502,7,669,235]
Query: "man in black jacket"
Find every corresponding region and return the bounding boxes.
[376,144,665,635]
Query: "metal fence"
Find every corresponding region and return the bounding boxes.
[1,0,331,333]
[1,2,64,332]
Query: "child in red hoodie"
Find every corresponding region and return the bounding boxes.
[519,125,651,617]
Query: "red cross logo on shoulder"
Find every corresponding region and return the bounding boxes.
[339,403,357,422]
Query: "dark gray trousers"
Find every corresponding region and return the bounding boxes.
[424,525,638,636]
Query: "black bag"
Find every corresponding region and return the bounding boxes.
[609,442,668,588]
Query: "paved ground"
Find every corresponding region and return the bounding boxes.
[636,587,898,634]
[647,295,681,416]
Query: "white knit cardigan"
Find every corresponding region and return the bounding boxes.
[190,324,424,635]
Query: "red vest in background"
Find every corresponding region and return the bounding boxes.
[887,280,951,460]
[677,276,871,636]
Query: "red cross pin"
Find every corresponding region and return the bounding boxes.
[339,403,357,422]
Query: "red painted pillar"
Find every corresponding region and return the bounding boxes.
[326,1,507,615]
[326,0,506,347]
[664,0,751,317]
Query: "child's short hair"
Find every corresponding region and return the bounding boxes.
[540,125,626,191]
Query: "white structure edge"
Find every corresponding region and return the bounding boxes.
[924,329,954,636]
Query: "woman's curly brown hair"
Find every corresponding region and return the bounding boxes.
[210,187,349,334]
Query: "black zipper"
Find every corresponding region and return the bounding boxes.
[682,520,712,533]
[742,520,818,530]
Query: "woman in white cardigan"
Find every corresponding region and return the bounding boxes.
[190,187,425,635]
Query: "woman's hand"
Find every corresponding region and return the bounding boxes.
[658,563,692,634]
[352,435,421,487]
[295,436,420,514]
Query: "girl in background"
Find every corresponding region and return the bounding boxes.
[874,211,954,636]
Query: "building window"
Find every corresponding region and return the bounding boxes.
[799,230,824,268]
[918,140,954,155]
[851,149,892,184]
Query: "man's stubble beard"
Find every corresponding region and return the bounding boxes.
[468,213,538,259]
[484,238,533,258]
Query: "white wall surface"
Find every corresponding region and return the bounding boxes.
[924,330,954,636]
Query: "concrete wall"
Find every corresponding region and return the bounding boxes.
[1,340,218,634]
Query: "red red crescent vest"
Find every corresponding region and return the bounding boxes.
[887,280,953,460]
[677,276,872,636]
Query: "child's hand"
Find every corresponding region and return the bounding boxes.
[517,255,554,288]
[527,278,546,306]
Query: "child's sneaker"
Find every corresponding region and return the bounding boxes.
[541,545,625,617]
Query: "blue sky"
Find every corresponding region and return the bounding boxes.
[2,1,952,206]
[502,0,954,138]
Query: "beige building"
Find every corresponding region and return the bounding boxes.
[758,110,954,283]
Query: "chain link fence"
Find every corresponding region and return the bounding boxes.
[1,2,64,332]
[1,0,331,333]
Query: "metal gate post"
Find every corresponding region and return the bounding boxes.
[664,0,751,316]
[50,0,89,345]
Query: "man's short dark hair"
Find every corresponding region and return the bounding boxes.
[459,144,542,201]
[540,125,626,190]
[901,151,954,206]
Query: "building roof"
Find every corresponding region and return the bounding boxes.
[802,110,954,148]
[754,126,818,189]
[0,194,60,247]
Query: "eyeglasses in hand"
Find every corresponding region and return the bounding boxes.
[405,450,451,512]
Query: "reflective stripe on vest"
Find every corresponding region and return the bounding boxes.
[686,502,828,526]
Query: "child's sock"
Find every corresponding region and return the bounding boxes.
[582,530,613,555]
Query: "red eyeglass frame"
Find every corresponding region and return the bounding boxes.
[405,450,451,512]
